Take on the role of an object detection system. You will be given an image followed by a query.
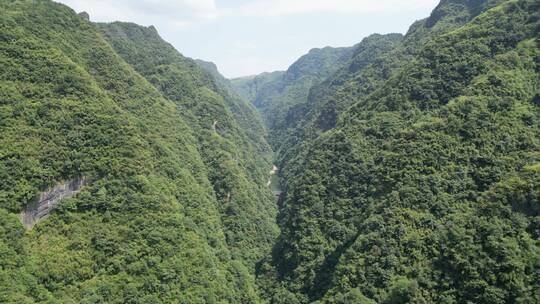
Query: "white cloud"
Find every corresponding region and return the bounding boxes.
[56,0,219,28]
[54,0,441,77]
[228,0,438,17]
[57,0,439,28]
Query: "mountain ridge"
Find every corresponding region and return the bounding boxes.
[0,1,276,302]
[0,0,538,303]
[248,0,539,302]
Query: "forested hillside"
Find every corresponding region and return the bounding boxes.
[230,71,285,105]
[1,0,538,303]
[251,0,540,303]
[98,22,278,268]
[0,1,275,302]
[231,46,355,148]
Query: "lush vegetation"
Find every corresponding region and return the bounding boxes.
[1,0,538,303]
[0,1,275,302]
[250,0,540,303]
[230,71,285,106]
[231,46,354,149]
[98,22,278,268]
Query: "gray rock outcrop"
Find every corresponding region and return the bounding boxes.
[20,177,87,229]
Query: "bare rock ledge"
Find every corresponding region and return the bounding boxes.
[20,177,87,229]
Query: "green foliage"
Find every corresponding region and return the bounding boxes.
[256,0,540,303]
[2,0,539,303]
[230,46,355,150]
[231,71,285,104]
[98,22,278,267]
[0,0,276,302]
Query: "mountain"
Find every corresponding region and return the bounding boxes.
[231,46,355,149]
[0,1,276,302]
[194,58,271,146]
[231,71,285,104]
[1,0,538,303]
[253,0,540,303]
[273,33,404,159]
[98,21,278,271]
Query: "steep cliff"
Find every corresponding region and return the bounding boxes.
[0,1,275,302]
[254,0,540,303]
[1,0,538,303]
[21,177,87,228]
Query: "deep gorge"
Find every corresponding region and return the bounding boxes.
[0,0,539,303]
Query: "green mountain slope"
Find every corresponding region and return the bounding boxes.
[195,58,270,148]
[98,22,278,268]
[1,0,538,303]
[0,1,275,303]
[231,71,285,104]
[273,33,404,162]
[258,0,540,303]
[231,46,355,148]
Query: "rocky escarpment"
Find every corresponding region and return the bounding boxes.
[21,177,87,228]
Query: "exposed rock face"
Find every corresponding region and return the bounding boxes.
[21,177,87,229]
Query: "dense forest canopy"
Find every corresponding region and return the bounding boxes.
[0,1,275,302]
[0,0,538,303]
[234,0,539,303]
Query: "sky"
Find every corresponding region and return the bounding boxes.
[56,0,440,78]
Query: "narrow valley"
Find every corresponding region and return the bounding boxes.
[0,0,538,303]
